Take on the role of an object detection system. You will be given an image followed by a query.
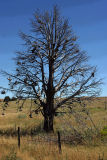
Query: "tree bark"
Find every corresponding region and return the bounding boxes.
[43,114,54,132]
[43,115,49,132]
[43,57,55,132]
[43,96,54,132]
[49,114,54,131]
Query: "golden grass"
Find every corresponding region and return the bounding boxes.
[0,98,107,159]
[0,98,106,130]
[0,137,107,160]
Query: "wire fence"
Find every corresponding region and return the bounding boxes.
[17,126,85,153]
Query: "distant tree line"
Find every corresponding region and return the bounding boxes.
[3,96,17,102]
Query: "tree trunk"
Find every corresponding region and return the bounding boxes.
[49,114,54,131]
[43,114,54,132]
[43,88,54,132]
[43,58,54,132]
[43,115,49,132]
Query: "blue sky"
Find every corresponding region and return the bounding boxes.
[0,0,107,98]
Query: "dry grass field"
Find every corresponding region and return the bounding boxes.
[0,137,107,160]
[0,97,107,160]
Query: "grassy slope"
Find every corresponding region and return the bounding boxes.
[0,97,107,160]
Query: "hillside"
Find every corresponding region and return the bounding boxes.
[0,97,106,160]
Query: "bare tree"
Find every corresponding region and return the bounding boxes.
[0,6,101,132]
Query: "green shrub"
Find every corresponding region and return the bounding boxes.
[100,126,107,136]
[100,126,107,142]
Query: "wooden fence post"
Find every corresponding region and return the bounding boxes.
[18,127,20,149]
[57,131,62,153]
